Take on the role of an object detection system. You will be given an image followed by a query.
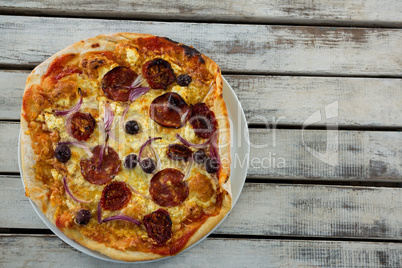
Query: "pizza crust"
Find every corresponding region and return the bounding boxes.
[20,33,232,262]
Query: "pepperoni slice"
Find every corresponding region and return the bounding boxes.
[101,66,138,101]
[80,145,121,185]
[101,181,132,211]
[166,144,192,162]
[189,103,217,139]
[149,168,189,207]
[143,209,172,245]
[149,92,189,128]
[142,58,175,89]
[66,112,96,141]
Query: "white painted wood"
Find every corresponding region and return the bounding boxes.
[0,235,401,267]
[3,70,402,126]
[1,16,401,76]
[0,0,401,27]
[2,175,402,240]
[2,122,401,180]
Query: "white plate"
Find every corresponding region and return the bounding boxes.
[19,76,250,263]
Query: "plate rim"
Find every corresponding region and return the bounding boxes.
[18,76,250,263]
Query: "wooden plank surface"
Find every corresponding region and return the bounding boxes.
[3,175,402,240]
[1,16,401,76]
[0,0,401,27]
[2,122,401,180]
[1,235,401,267]
[2,70,401,127]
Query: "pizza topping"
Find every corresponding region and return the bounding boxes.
[80,145,121,185]
[149,92,189,128]
[193,149,207,164]
[55,143,71,163]
[128,86,150,102]
[125,120,140,135]
[55,88,83,116]
[124,154,138,169]
[58,141,93,156]
[188,174,215,202]
[75,209,92,225]
[175,133,210,148]
[66,112,96,141]
[101,181,132,211]
[189,103,217,139]
[140,158,156,174]
[101,66,138,101]
[103,103,114,133]
[149,168,189,207]
[176,74,192,86]
[63,176,91,203]
[138,137,162,162]
[102,215,140,225]
[205,158,219,174]
[183,157,194,181]
[143,209,172,245]
[142,58,175,89]
[166,144,193,162]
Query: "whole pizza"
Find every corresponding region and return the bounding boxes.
[20,33,231,261]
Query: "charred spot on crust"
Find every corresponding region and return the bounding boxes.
[181,45,201,58]
[198,56,205,64]
[91,43,100,48]
[161,37,179,44]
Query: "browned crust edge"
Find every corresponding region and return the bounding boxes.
[20,32,231,262]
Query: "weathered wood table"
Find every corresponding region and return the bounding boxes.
[0,1,401,267]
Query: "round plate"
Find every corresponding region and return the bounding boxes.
[19,76,250,263]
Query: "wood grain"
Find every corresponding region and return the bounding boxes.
[3,70,402,126]
[3,175,402,240]
[2,122,401,180]
[0,0,401,27]
[1,235,401,267]
[1,16,401,76]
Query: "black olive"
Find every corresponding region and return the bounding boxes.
[193,149,207,164]
[124,154,138,169]
[140,158,156,174]
[55,144,71,163]
[75,209,91,225]
[205,158,219,173]
[125,120,140,135]
[177,74,192,86]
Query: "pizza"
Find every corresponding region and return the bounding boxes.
[20,33,231,261]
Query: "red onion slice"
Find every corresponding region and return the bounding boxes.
[106,129,119,142]
[175,133,210,148]
[129,87,150,102]
[58,141,92,156]
[183,157,194,181]
[138,137,162,162]
[128,185,151,199]
[180,106,192,126]
[97,201,102,223]
[55,88,83,116]
[150,145,161,171]
[63,176,91,203]
[130,74,145,89]
[101,215,141,226]
[209,131,220,165]
[104,103,114,132]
